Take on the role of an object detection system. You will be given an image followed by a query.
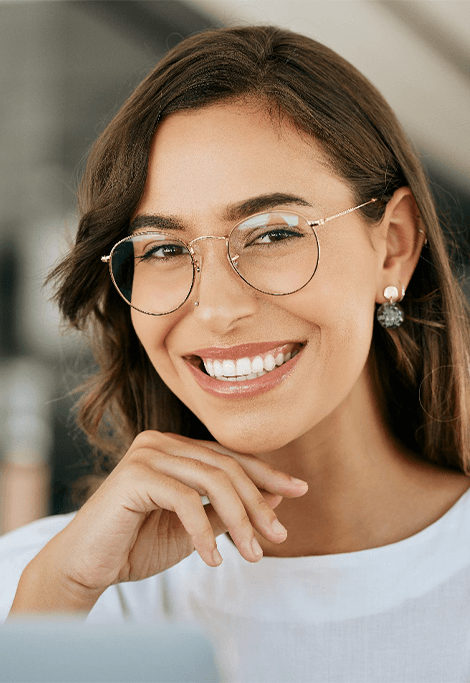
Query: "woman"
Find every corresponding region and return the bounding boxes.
[2,25,470,681]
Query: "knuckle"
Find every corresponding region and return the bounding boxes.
[192,521,215,541]
[233,509,253,532]
[233,451,257,466]
[252,494,272,514]
[126,448,155,469]
[132,430,152,448]
[219,455,244,477]
[132,429,164,449]
[207,467,231,488]
[178,487,203,509]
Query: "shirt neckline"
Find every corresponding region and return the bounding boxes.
[220,484,470,569]
[197,485,470,621]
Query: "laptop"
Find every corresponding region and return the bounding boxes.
[0,618,222,682]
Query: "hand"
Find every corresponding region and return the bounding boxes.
[21,431,308,609]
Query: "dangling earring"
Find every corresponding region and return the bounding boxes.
[376,285,405,329]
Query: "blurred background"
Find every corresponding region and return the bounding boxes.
[0,0,469,534]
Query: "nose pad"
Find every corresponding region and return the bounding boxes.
[230,251,240,268]
[193,253,202,274]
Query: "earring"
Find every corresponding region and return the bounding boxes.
[376,285,404,329]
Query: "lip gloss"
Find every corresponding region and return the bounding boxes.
[191,340,297,361]
[184,347,303,399]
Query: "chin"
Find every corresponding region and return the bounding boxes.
[201,412,305,456]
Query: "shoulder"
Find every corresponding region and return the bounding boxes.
[0,513,75,622]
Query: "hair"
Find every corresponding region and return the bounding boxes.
[49,25,470,486]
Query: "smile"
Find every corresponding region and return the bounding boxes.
[183,341,305,398]
[201,343,300,381]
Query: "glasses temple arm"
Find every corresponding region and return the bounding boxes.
[309,198,378,227]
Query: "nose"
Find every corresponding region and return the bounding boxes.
[190,238,259,333]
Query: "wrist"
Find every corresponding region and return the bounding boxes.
[9,553,105,617]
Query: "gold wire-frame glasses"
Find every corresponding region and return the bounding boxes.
[101,198,378,316]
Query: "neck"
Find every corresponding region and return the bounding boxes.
[256,367,470,557]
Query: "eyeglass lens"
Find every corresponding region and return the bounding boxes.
[110,212,319,315]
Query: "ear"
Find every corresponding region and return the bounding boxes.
[376,187,425,303]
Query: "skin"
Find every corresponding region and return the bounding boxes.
[9,100,470,616]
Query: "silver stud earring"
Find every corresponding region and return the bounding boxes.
[194,301,199,307]
[376,285,405,329]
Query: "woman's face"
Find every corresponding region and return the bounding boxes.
[131,101,386,454]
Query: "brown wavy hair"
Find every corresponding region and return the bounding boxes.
[49,25,470,483]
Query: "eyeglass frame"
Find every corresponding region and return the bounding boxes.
[101,197,378,316]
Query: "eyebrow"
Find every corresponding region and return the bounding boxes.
[223,193,312,222]
[129,193,312,233]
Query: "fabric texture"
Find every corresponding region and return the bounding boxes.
[2,489,470,682]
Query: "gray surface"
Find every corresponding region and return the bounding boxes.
[0,620,221,683]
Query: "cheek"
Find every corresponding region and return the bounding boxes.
[130,309,174,370]
[278,242,379,386]
[282,283,375,375]
[285,242,378,337]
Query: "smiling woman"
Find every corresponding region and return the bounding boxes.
[2,25,470,683]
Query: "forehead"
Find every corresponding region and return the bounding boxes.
[151,101,328,171]
[136,101,348,219]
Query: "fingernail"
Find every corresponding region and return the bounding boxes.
[251,537,263,558]
[290,476,308,486]
[212,548,223,566]
[271,519,287,536]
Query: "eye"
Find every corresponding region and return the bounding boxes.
[249,228,304,245]
[139,242,190,260]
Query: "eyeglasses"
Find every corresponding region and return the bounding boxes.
[101,198,377,316]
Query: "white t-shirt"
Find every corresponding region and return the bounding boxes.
[2,489,470,682]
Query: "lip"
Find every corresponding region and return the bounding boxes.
[188,340,300,361]
[184,344,305,399]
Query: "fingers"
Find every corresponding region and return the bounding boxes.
[126,431,308,567]
[159,479,223,568]
[131,450,284,564]
[124,469,224,568]
[205,490,283,538]
[262,492,284,509]
[154,433,308,541]
[145,432,309,498]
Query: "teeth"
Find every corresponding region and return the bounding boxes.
[264,353,276,372]
[222,360,236,377]
[213,360,224,377]
[236,357,251,375]
[201,346,301,381]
